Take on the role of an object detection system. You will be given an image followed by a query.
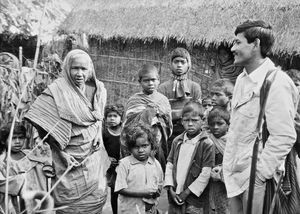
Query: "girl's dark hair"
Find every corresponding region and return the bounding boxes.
[125,125,157,152]
[0,122,26,153]
[234,20,274,58]
[207,106,230,125]
[181,101,205,118]
[104,104,124,118]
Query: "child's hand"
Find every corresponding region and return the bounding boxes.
[211,165,222,181]
[169,187,184,205]
[109,157,118,168]
[144,188,158,199]
[178,188,191,202]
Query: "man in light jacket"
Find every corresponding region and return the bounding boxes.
[223,19,299,214]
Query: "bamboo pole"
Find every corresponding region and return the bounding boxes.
[33,0,48,69]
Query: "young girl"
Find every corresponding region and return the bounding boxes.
[115,125,163,214]
[207,107,230,214]
[103,104,124,214]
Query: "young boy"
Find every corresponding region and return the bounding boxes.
[158,48,202,150]
[164,101,214,213]
[115,125,163,214]
[103,104,124,214]
[207,107,230,214]
[210,78,234,111]
[122,64,172,170]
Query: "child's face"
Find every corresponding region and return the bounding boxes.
[171,57,189,76]
[182,112,203,137]
[210,88,230,108]
[139,71,159,95]
[8,133,26,153]
[70,55,91,89]
[106,111,122,128]
[202,99,213,111]
[209,117,228,138]
[131,134,151,162]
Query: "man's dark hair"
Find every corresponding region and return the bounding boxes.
[235,20,274,58]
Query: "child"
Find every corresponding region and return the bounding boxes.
[0,122,52,213]
[164,101,214,214]
[202,97,213,112]
[207,107,230,214]
[115,125,163,214]
[103,104,124,214]
[210,78,234,111]
[122,64,172,170]
[158,47,202,150]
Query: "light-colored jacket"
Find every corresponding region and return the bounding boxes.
[223,58,299,197]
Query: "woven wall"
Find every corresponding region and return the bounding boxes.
[89,38,222,105]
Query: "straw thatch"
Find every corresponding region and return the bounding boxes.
[59,0,300,55]
[0,0,79,42]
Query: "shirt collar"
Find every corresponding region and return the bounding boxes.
[129,155,154,165]
[182,132,202,145]
[240,58,275,84]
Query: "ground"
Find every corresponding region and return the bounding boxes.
[102,188,169,214]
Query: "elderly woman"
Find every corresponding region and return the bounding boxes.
[25,49,109,214]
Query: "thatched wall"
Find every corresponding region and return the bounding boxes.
[60,0,300,56]
[89,38,217,105]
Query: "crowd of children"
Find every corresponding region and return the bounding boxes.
[1,44,299,214]
[98,47,235,214]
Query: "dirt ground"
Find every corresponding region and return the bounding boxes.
[102,188,169,214]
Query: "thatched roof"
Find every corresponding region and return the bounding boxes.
[0,0,79,42]
[59,0,300,55]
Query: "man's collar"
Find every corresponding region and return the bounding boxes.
[129,155,154,165]
[240,58,275,83]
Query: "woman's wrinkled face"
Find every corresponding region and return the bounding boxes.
[70,55,91,89]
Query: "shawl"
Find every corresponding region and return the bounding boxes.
[209,133,227,155]
[121,91,172,170]
[25,49,107,150]
[172,73,190,99]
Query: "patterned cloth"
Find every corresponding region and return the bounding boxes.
[25,50,109,214]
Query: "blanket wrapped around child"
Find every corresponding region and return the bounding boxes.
[121,92,172,171]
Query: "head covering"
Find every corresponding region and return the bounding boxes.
[62,49,95,90]
[170,47,192,98]
[170,47,192,72]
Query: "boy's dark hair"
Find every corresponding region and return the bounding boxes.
[104,104,124,118]
[182,101,205,118]
[207,106,230,126]
[234,20,274,58]
[125,125,157,151]
[138,64,159,81]
[0,122,26,153]
[211,78,234,98]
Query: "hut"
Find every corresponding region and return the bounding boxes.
[0,0,78,62]
[59,0,300,104]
